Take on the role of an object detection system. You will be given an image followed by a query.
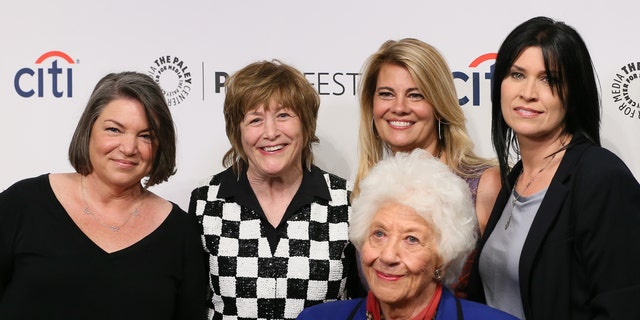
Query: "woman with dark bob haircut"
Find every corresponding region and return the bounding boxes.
[0,71,207,319]
[69,71,177,187]
[467,16,640,319]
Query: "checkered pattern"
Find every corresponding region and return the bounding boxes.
[192,171,352,320]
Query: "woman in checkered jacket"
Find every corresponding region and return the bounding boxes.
[188,60,365,320]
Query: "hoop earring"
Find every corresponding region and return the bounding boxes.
[371,117,378,138]
[437,119,445,145]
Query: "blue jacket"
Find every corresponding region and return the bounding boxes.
[296,288,518,320]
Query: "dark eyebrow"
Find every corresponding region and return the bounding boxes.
[510,64,525,72]
[103,119,124,127]
[103,119,151,132]
[510,64,555,78]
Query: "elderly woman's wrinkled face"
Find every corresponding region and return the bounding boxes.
[361,202,441,308]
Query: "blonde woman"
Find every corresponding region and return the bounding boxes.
[354,38,501,297]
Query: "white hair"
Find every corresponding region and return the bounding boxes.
[350,149,477,285]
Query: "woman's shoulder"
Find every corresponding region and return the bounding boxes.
[296,298,366,320]
[581,144,628,165]
[154,201,202,239]
[164,201,193,223]
[570,143,636,180]
[194,167,234,188]
[310,166,351,207]
[476,166,501,192]
[5,173,49,187]
[189,168,235,203]
[1,173,51,198]
[0,174,56,230]
[313,165,348,185]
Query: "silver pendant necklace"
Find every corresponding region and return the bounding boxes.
[504,152,557,230]
[80,176,145,232]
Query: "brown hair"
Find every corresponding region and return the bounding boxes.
[68,71,177,187]
[222,60,320,174]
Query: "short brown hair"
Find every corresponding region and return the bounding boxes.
[222,60,320,174]
[68,71,177,187]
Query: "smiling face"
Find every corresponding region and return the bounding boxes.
[501,46,566,141]
[88,97,155,190]
[373,63,438,154]
[361,202,441,311]
[241,101,304,180]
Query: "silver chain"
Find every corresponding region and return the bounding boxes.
[80,175,145,232]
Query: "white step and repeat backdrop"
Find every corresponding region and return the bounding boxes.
[1,1,638,209]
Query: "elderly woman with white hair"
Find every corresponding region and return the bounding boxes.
[297,149,517,320]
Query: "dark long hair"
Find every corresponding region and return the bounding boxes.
[491,16,601,186]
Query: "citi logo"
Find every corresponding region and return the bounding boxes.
[453,53,496,106]
[14,50,76,98]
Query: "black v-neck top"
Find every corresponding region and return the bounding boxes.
[0,174,208,320]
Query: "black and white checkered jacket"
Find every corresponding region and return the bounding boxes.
[189,166,356,320]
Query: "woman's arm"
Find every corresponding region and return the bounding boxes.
[574,151,640,319]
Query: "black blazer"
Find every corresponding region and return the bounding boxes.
[467,133,640,319]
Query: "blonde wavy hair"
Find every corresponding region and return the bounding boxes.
[353,38,495,198]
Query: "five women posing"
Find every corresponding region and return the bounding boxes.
[1,15,639,320]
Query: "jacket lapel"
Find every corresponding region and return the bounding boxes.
[518,134,591,315]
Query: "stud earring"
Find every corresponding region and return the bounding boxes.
[434,268,443,281]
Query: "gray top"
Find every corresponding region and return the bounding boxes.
[478,187,547,320]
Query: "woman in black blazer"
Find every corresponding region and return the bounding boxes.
[467,16,640,319]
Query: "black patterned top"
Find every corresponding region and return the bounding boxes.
[188,166,362,320]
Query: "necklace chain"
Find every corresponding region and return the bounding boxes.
[504,136,569,230]
[80,176,145,232]
[504,152,557,230]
